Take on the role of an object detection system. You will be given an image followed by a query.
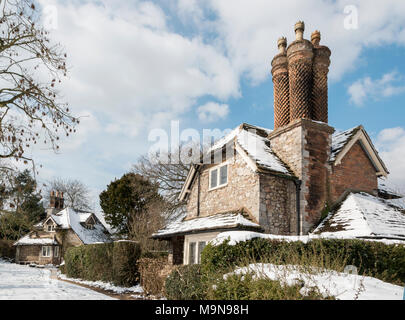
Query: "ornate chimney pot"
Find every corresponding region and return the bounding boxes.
[311,30,321,46]
[277,37,287,54]
[294,21,305,40]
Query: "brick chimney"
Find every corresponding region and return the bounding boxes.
[271,37,290,129]
[269,22,334,234]
[311,30,331,123]
[47,190,64,216]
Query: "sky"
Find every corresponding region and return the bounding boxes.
[27,0,405,208]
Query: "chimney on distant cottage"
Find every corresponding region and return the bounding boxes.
[47,190,64,216]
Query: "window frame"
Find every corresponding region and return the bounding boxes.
[54,246,59,258]
[208,163,228,191]
[42,246,52,257]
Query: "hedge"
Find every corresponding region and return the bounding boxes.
[0,239,15,259]
[64,241,141,286]
[201,238,405,285]
[165,265,207,300]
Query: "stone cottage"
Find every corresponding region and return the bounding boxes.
[14,191,111,265]
[153,22,404,265]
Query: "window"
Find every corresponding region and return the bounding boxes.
[54,246,59,258]
[197,241,206,264]
[188,241,207,265]
[47,225,54,232]
[209,164,228,190]
[188,242,196,265]
[42,246,52,257]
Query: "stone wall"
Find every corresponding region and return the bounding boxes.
[186,152,260,221]
[259,173,297,235]
[16,245,60,265]
[330,141,378,203]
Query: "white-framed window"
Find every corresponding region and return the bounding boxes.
[188,241,207,265]
[47,225,55,232]
[209,164,228,190]
[42,246,52,257]
[54,246,59,258]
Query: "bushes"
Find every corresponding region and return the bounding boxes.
[0,239,15,259]
[201,238,405,285]
[63,241,140,286]
[138,257,171,296]
[165,265,207,300]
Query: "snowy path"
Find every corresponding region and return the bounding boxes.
[0,260,115,300]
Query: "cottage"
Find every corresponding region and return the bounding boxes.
[153,22,404,265]
[14,191,111,265]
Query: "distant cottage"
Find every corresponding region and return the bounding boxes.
[14,191,111,265]
[153,22,405,265]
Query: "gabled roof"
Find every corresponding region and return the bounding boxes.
[313,192,405,240]
[179,123,294,201]
[18,208,112,245]
[152,210,263,239]
[331,126,388,177]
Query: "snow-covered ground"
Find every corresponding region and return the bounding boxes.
[0,259,115,300]
[230,264,404,300]
[58,273,144,295]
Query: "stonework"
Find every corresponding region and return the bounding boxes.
[330,141,378,203]
[186,152,261,222]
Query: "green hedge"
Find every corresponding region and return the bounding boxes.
[165,265,207,300]
[64,241,141,286]
[201,238,405,285]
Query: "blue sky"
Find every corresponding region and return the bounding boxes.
[31,0,405,208]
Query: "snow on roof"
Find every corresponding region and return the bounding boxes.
[330,126,360,162]
[38,208,112,245]
[313,192,405,240]
[152,212,262,239]
[378,177,404,198]
[14,234,59,246]
[209,123,291,175]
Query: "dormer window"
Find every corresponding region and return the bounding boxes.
[45,219,56,232]
[209,163,228,190]
[47,225,54,232]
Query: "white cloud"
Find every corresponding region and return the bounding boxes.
[348,71,405,106]
[376,127,405,191]
[197,102,229,123]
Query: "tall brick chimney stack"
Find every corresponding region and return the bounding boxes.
[47,190,64,216]
[271,37,290,129]
[311,30,331,123]
[287,21,314,121]
[269,22,335,235]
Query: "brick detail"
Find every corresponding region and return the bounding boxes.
[311,46,331,123]
[272,53,290,129]
[287,40,314,122]
[330,141,378,203]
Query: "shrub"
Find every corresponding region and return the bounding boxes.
[64,241,141,287]
[0,239,15,259]
[113,241,141,286]
[138,257,171,296]
[165,265,207,300]
[207,273,327,300]
[201,238,405,285]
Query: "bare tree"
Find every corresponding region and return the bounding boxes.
[44,178,92,212]
[0,0,77,167]
[132,144,203,220]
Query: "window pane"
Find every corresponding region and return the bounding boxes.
[189,242,196,265]
[220,165,228,185]
[210,169,218,189]
[42,246,46,256]
[54,247,59,257]
[197,242,206,264]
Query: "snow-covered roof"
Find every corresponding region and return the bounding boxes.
[330,126,359,162]
[36,208,112,245]
[14,234,59,246]
[378,177,403,198]
[209,123,291,175]
[313,192,405,240]
[152,211,262,239]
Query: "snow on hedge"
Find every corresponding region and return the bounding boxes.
[230,263,404,300]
